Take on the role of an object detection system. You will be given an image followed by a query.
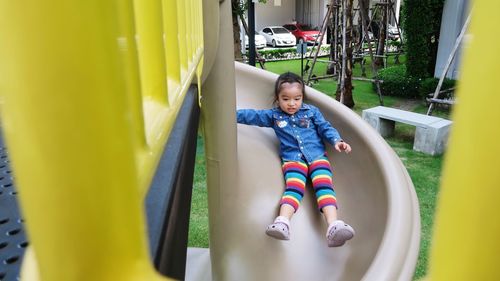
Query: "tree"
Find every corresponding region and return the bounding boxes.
[232,0,244,61]
[374,0,388,69]
[403,0,431,78]
[231,0,267,61]
[402,0,445,78]
[335,0,355,108]
[427,0,445,76]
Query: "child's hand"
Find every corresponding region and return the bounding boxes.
[335,141,352,153]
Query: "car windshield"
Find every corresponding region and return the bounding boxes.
[298,24,316,31]
[271,27,290,34]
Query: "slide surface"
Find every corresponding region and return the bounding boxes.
[186,62,420,281]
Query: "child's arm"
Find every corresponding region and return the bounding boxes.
[237,109,274,127]
[311,107,342,144]
[311,107,352,153]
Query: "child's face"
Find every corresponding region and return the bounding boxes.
[277,82,303,115]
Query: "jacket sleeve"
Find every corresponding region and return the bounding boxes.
[311,107,342,145]
[236,109,274,127]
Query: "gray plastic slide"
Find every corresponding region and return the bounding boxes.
[186,62,420,281]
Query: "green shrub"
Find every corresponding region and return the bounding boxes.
[259,47,295,59]
[374,64,420,98]
[253,45,330,61]
[419,77,456,98]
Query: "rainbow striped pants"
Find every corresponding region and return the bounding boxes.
[280,156,337,212]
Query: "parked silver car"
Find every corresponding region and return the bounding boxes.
[259,26,296,47]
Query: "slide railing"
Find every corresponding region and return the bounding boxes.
[0,0,203,280]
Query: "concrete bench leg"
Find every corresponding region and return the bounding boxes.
[414,120,452,155]
[363,114,395,137]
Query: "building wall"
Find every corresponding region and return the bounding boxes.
[253,0,404,31]
[253,0,335,30]
[255,0,296,31]
[434,0,470,79]
[251,0,403,40]
[295,0,329,29]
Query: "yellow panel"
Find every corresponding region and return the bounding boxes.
[0,1,169,280]
[428,2,500,281]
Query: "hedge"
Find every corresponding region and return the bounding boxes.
[419,77,456,98]
[242,45,331,61]
[373,65,420,98]
[374,64,456,99]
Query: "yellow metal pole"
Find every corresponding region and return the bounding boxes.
[117,0,147,149]
[163,0,182,104]
[185,0,194,63]
[133,0,169,105]
[177,0,189,80]
[197,0,203,52]
[428,1,500,280]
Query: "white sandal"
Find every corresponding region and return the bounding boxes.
[326,220,355,247]
[265,216,290,240]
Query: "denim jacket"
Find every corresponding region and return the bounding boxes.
[237,103,342,164]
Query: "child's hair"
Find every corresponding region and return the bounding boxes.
[274,72,306,102]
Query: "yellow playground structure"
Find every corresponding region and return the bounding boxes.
[0,0,498,280]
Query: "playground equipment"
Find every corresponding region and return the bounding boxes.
[186,61,420,281]
[0,0,498,281]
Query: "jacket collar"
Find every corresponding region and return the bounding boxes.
[274,103,312,114]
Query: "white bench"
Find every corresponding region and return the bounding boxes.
[362,106,452,155]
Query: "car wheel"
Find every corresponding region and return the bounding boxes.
[298,38,304,44]
[272,40,277,48]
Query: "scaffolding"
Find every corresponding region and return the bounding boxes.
[302,0,404,105]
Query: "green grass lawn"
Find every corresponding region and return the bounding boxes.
[188,58,450,280]
[187,134,210,247]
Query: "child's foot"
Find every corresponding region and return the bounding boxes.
[265,216,290,240]
[326,220,355,247]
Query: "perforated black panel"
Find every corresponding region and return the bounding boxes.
[0,135,27,281]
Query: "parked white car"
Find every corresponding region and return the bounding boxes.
[259,26,296,47]
[388,24,400,40]
[244,33,267,49]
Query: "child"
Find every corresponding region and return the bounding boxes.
[236,72,355,247]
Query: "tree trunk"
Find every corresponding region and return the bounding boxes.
[374,0,387,68]
[335,0,355,108]
[327,1,339,75]
[232,0,242,61]
[361,0,370,33]
[357,0,370,47]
